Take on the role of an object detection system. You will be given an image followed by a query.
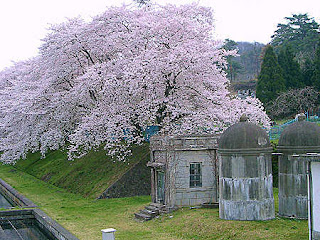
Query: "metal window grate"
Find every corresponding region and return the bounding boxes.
[190,163,202,187]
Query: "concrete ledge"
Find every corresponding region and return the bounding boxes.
[33,209,79,240]
[0,178,37,208]
[218,147,273,155]
[0,209,34,220]
[0,209,79,240]
[0,179,79,240]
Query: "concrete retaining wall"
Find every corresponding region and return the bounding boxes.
[98,156,151,199]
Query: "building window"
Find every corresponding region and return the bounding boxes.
[190,163,202,187]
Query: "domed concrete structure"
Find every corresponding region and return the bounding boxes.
[278,115,320,219]
[278,120,320,148]
[218,116,275,220]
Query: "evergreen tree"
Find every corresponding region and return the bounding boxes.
[278,45,303,89]
[302,58,314,86]
[271,13,319,63]
[222,39,244,82]
[312,39,320,90]
[256,45,285,105]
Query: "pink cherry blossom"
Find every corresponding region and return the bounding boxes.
[0,3,269,163]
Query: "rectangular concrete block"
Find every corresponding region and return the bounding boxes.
[189,198,200,206]
[195,192,208,199]
[175,192,183,200]
[175,199,182,206]
[181,198,190,206]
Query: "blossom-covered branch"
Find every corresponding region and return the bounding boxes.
[0,3,269,163]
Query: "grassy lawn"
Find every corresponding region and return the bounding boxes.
[0,164,308,240]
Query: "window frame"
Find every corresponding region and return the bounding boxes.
[189,162,202,188]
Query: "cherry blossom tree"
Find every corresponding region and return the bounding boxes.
[0,3,270,163]
[266,87,319,119]
[0,58,74,162]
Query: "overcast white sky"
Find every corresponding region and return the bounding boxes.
[0,0,319,71]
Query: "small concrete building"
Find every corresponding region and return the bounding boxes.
[218,116,275,220]
[148,134,219,210]
[278,115,320,219]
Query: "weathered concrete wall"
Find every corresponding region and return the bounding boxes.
[173,150,217,206]
[98,156,151,199]
[0,180,78,240]
[149,135,219,209]
[219,153,275,220]
[278,152,308,219]
[277,119,320,219]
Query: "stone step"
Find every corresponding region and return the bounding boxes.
[134,202,167,221]
[145,205,159,212]
[201,202,219,209]
[160,208,170,214]
[140,209,158,217]
[149,202,164,208]
[134,212,152,221]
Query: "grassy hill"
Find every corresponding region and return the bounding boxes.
[0,142,309,239]
[14,143,150,198]
[0,164,308,240]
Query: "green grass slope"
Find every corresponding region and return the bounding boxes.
[14,143,150,199]
[0,165,308,240]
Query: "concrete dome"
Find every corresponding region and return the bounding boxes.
[278,120,320,148]
[219,120,271,150]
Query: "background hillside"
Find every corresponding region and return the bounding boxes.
[223,40,265,82]
[235,42,265,81]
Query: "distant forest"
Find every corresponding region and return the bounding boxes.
[236,42,265,81]
[224,40,265,82]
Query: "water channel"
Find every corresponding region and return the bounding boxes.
[0,219,53,240]
[0,191,54,240]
